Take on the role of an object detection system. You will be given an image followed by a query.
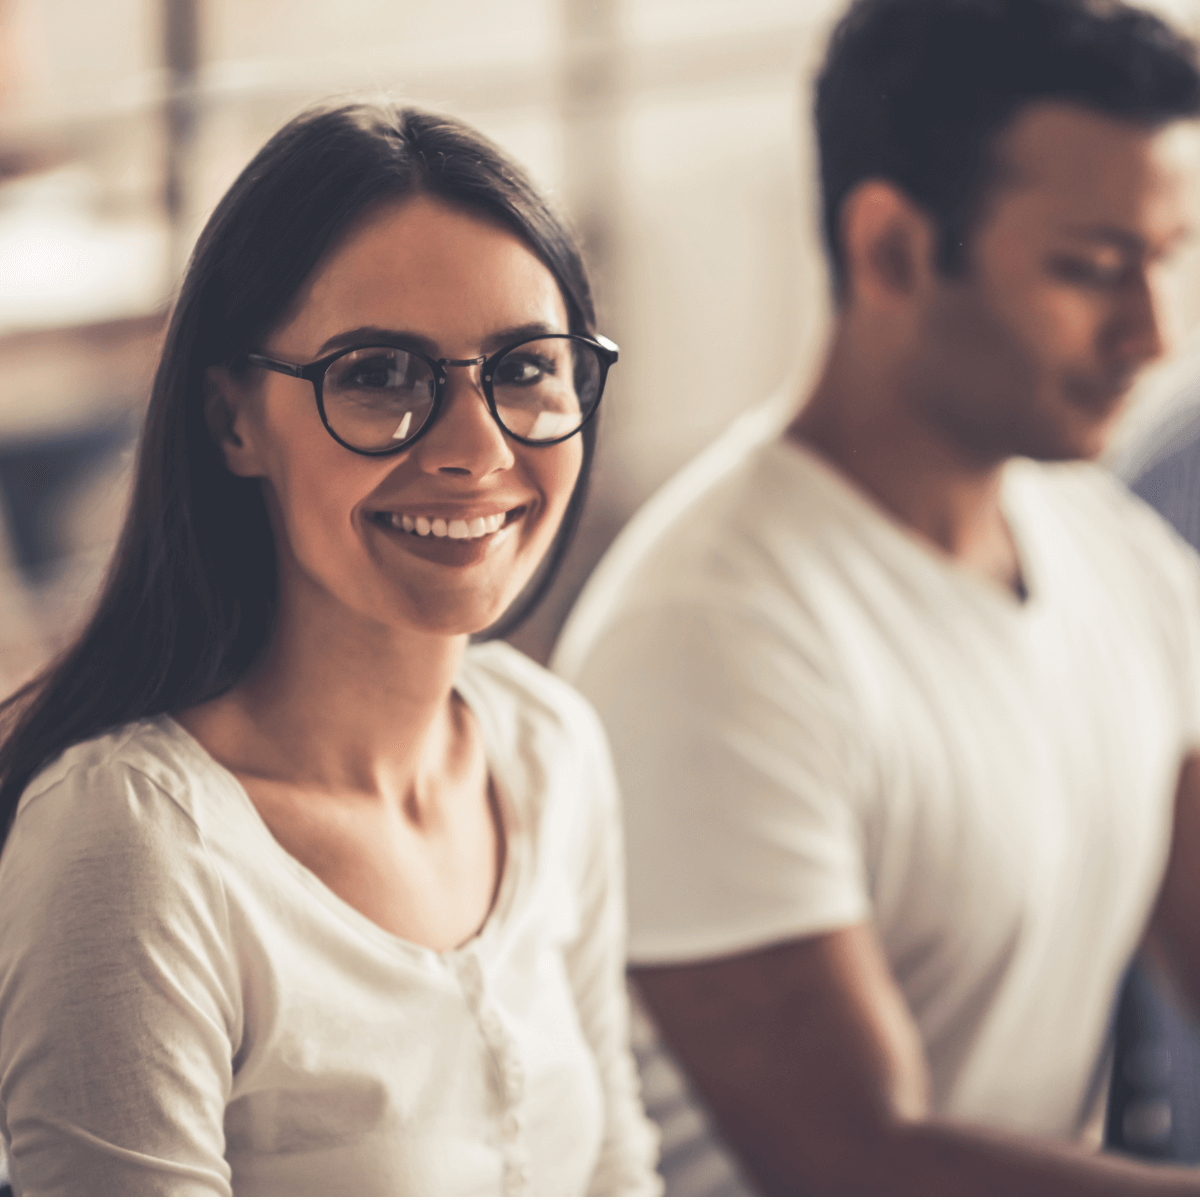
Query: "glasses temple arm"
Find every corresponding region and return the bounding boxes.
[246,353,306,379]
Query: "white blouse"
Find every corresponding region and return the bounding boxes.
[0,642,660,1196]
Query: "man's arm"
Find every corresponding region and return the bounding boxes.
[635,924,1200,1196]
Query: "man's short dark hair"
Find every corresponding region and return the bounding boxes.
[816,0,1200,296]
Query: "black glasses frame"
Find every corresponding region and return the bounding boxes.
[245,332,618,457]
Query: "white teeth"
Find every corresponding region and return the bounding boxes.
[380,511,510,538]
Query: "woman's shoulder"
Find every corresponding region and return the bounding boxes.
[458,642,616,815]
[14,715,227,852]
[0,718,235,959]
[459,640,607,746]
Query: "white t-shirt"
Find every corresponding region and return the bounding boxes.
[555,433,1200,1140]
[0,642,661,1197]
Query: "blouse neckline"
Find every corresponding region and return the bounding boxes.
[160,659,526,969]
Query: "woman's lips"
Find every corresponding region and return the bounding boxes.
[368,506,526,565]
[369,506,524,539]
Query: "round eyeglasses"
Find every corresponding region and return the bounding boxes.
[246,332,618,457]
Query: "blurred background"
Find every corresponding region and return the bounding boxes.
[2,0,1200,684]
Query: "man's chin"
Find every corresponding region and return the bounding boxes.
[1019,414,1121,464]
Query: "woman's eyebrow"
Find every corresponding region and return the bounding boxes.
[315,321,566,359]
[480,322,564,353]
[315,327,440,357]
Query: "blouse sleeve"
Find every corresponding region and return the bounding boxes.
[561,705,663,1198]
[0,758,240,1196]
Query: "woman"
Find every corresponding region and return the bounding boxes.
[0,102,660,1197]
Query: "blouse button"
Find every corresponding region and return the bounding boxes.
[504,1163,531,1194]
[458,953,484,994]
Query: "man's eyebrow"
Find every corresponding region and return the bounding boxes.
[1058,224,1195,259]
[1058,226,1147,253]
[315,321,565,359]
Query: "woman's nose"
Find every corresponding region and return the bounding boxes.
[413,359,515,477]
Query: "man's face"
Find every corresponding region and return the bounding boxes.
[911,102,1200,463]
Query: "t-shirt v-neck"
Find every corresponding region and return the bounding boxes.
[773,437,1041,615]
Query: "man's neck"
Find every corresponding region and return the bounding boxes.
[787,325,1023,593]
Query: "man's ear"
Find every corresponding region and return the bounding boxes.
[839,179,939,308]
[205,366,265,478]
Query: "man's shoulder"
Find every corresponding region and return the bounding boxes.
[555,430,857,678]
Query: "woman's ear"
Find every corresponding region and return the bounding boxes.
[205,366,265,477]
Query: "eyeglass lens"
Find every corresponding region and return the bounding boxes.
[320,337,602,453]
[323,348,437,452]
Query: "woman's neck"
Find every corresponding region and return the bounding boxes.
[179,569,471,808]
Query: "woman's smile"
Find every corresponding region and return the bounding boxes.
[366,502,530,566]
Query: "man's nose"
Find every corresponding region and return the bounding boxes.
[1114,270,1168,367]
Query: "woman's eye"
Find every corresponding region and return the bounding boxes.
[496,354,555,386]
[331,351,431,396]
[346,359,396,388]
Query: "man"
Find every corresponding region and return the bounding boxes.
[554,0,1200,1192]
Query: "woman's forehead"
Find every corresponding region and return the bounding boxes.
[276,194,568,353]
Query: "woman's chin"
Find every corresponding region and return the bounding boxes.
[392,589,524,640]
